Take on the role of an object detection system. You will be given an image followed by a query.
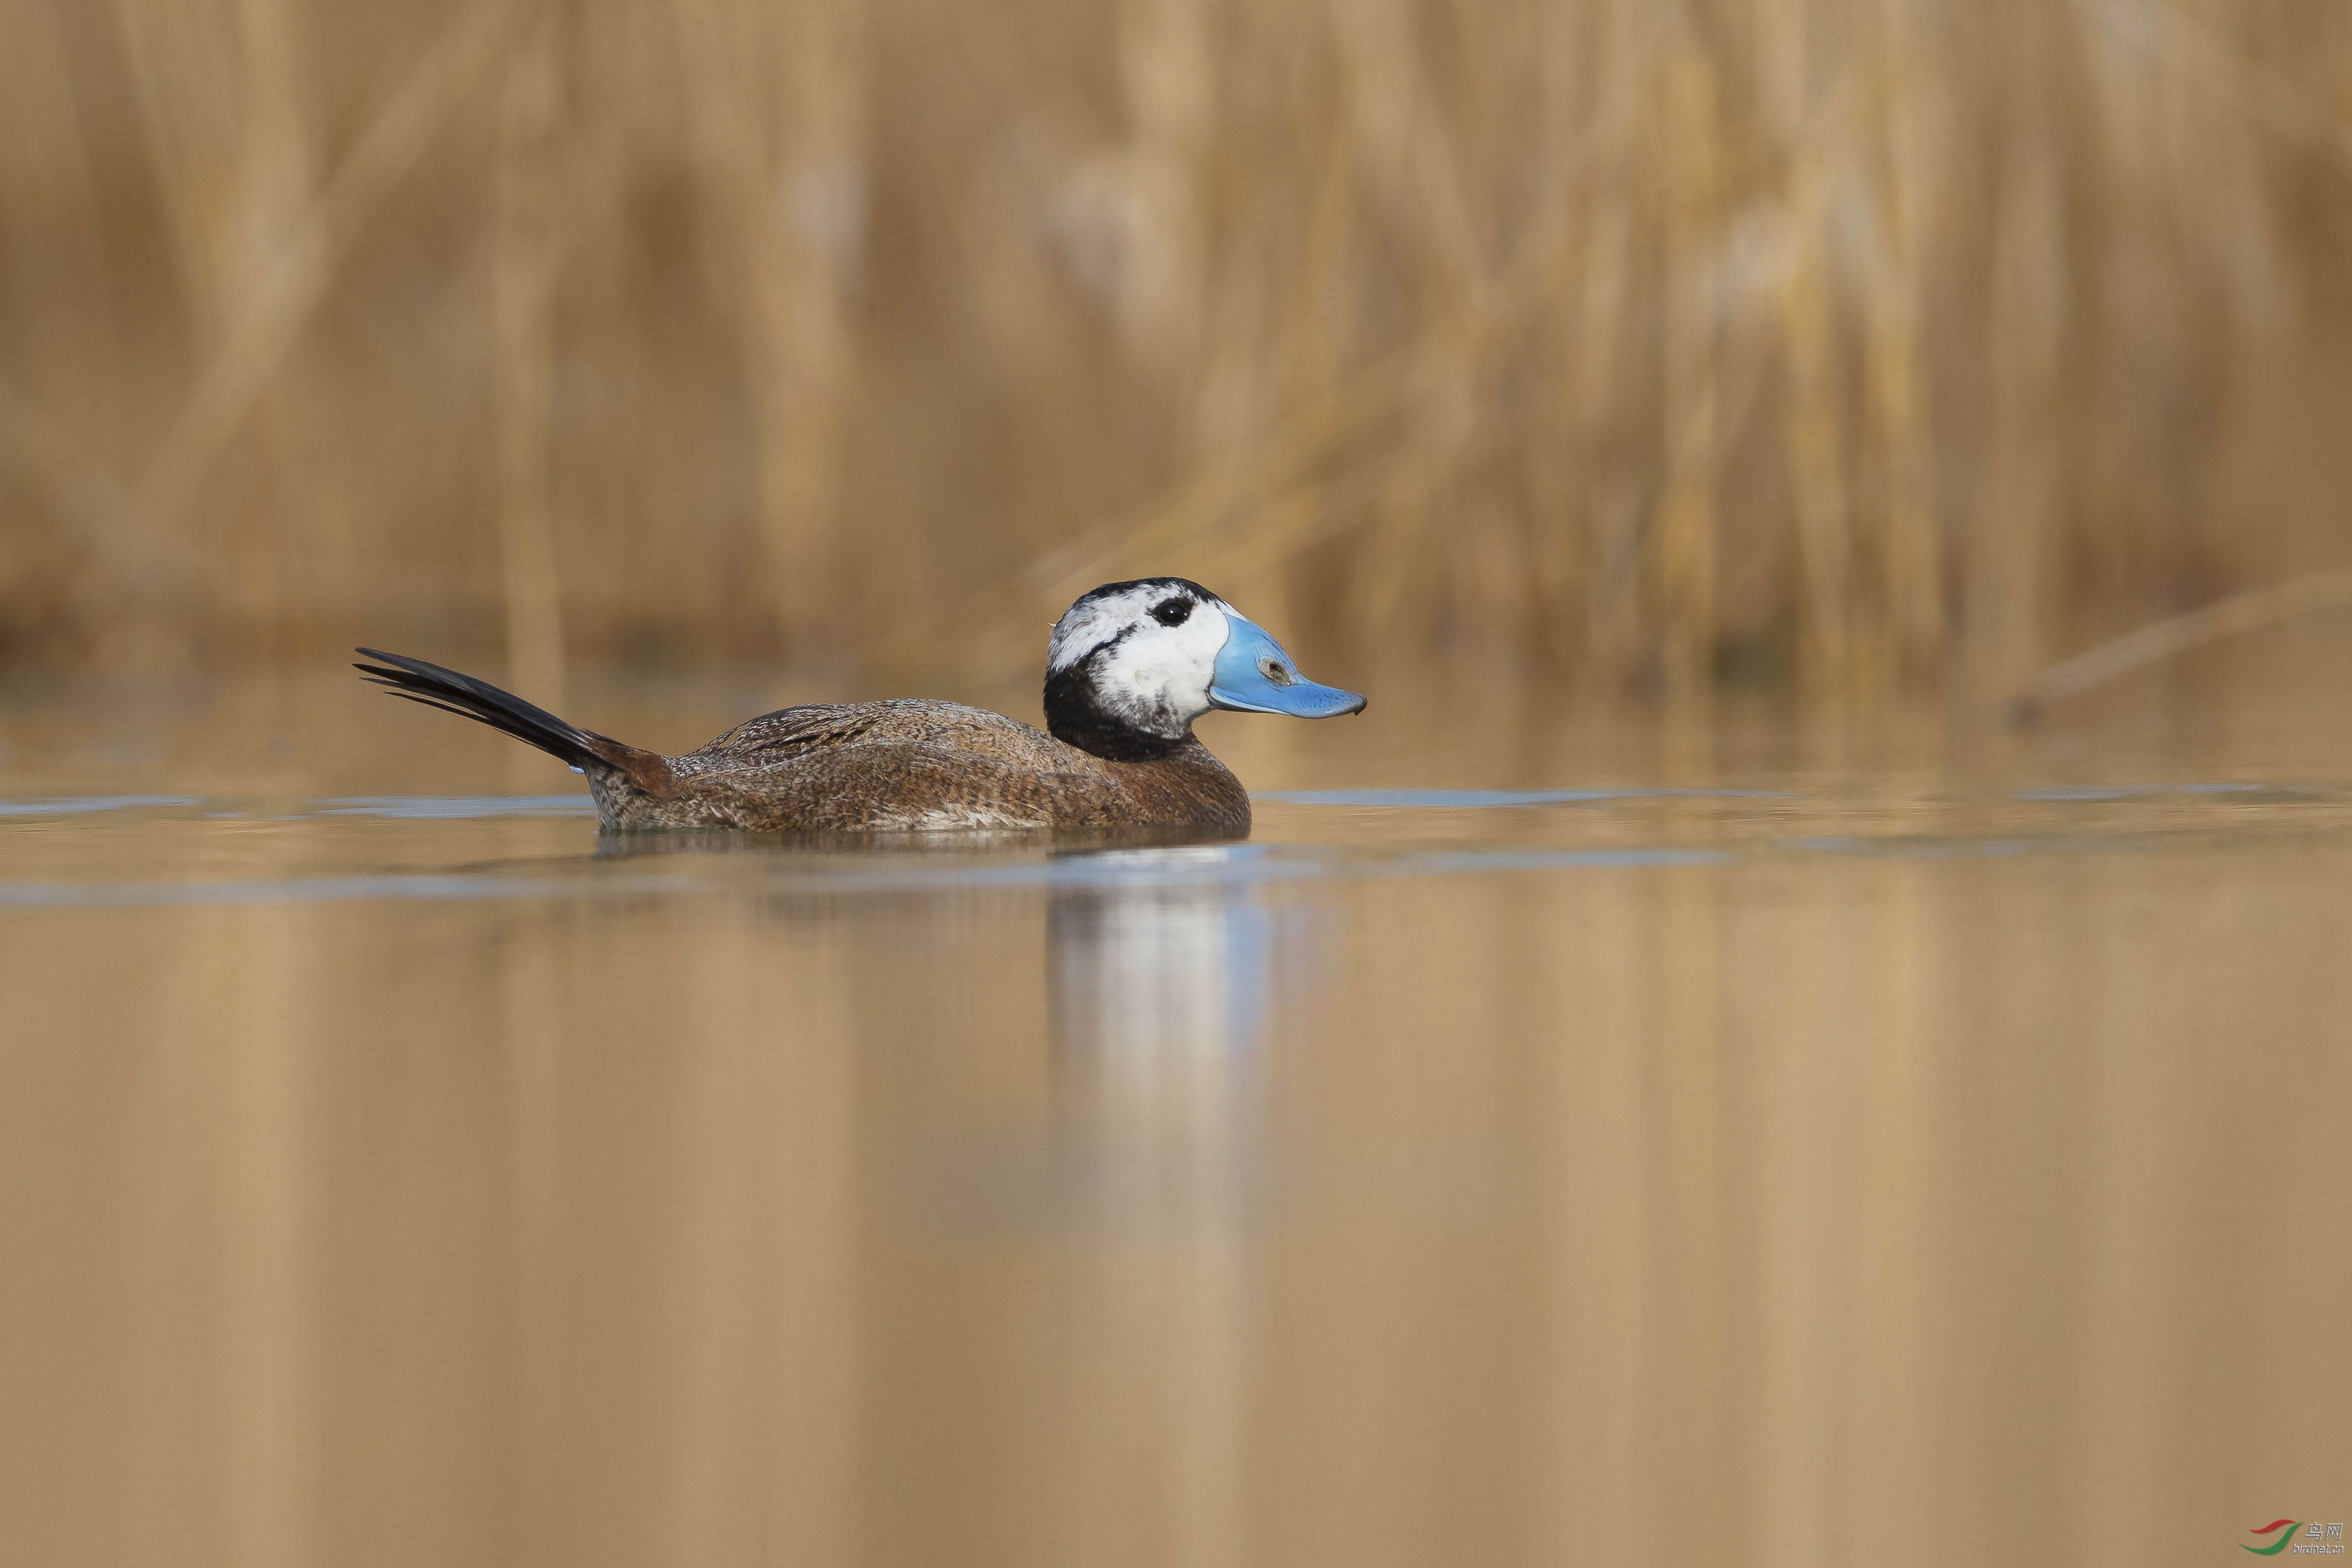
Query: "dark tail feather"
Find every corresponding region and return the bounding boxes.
[354,649,673,794]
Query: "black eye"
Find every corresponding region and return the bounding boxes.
[1151,598,1192,627]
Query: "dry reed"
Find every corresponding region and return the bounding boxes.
[1,0,2349,702]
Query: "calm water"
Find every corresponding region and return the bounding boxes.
[4,672,2350,1568]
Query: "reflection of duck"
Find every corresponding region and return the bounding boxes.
[1050,854,1271,1064]
[1044,861,1264,1568]
[358,578,1363,833]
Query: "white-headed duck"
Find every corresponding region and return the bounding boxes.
[357,577,1364,832]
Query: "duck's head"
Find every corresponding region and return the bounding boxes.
[1043,578,1366,761]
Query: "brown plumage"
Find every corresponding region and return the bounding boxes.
[355,578,1364,834]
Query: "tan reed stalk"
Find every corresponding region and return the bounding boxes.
[1761,0,1856,699]
[493,8,565,701]
[1573,203,1644,691]
[1116,0,1211,377]
[2014,569,2352,716]
[0,2,169,661]
[674,0,867,659]
[1506,3,1590,675]
[1568,4,1645,690]
[1655,30,1721,702]
[106,0,240,341]
[1327,0,1483,637]
[0,0,120,461]
[100,0,317,659]
[222,0,316,663]
[1970,103,2068,704]
[1259,27,1361,625]
[778,0,869,640]
[1274,78,1362,426]
[1862,0,1944,688]
[1776,208,1856,699]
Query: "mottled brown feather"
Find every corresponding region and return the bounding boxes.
[358,653,1257,834]
[589,699,1250,833]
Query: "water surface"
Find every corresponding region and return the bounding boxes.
[3,675,2348,1568]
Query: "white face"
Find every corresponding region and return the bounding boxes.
[1047,582,1236,739]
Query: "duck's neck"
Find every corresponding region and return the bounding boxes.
[1043,665,1192,761]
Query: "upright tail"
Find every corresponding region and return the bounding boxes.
[354,648,675,793]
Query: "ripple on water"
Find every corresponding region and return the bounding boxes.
[1254,787,1794,807]
[2,784,2348,908]
[0,794,200,817]
[313,795,600,818]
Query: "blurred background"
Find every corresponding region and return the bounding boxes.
[7,0,2352,708]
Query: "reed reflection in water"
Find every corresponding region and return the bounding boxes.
[1,778,2348,1568]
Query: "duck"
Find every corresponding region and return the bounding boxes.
[355,577,1364,833]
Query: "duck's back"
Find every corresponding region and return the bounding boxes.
[599,699,1246,832]
[683,699,1070,774]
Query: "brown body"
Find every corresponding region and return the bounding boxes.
[584,698,1251,833]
